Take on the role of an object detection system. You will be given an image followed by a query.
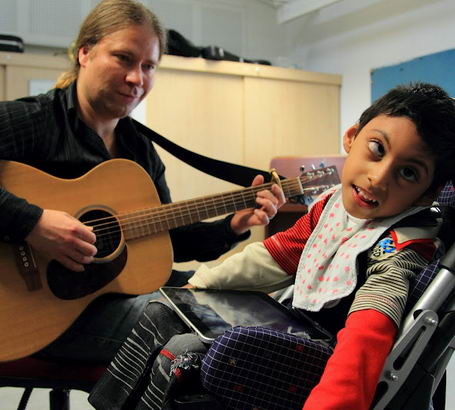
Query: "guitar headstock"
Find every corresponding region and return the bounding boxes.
[290,165,340,205]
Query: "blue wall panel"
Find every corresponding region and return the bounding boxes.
[371,49,455,101]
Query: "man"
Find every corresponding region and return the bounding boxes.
[0,0,284,363]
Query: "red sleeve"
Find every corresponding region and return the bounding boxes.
[303,310,397,410]
[263,195,330,275]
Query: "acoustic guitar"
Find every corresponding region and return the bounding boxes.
[0,159,339,361]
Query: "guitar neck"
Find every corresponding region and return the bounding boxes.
[103,167,338,241]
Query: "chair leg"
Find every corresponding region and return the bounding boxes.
[49,389,70,410]
[18,387,33,410]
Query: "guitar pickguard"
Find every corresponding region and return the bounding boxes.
[47,248,127,300]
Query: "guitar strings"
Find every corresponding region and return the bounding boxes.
[89,178,304,238]
[92,186,329,242]
[84,179,290,228]
[90,180,277,227]
[85,172,336,240]
[91,180,295,239]
[94,187,337,240]
[91,176,335,241]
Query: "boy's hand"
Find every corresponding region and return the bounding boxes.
[26,209,97,272]
[230,175,286,235]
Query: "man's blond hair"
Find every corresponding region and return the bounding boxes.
[55,0,166,89]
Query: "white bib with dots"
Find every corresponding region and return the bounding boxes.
[292,185,426,311]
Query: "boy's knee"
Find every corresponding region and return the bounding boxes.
[143,301,177,322]
[165,333,208,355]
[154,334,207,383]
[140,302,189,336]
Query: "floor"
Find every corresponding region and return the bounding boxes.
[1,364,455,409]
[0,388,92,409]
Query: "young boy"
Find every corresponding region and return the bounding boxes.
[89,82,455,410]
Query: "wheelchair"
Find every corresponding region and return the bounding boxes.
[178,185,455,410]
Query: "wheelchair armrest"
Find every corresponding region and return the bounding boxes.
[440,240,455,271]
[372,309,438,409]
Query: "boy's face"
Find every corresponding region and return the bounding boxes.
[341,114,436,219]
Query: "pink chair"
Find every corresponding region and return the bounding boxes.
[267,155,345,236]
[270,155,345,178]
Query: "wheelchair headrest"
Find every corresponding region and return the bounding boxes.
[406,181,455,312]
[437,181,455,207]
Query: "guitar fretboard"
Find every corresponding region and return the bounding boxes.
[91,167,338,241]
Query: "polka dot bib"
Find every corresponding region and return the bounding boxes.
[292,185,426,311]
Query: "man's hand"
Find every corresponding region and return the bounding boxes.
[230,175,286,235]
[26,209,97,272]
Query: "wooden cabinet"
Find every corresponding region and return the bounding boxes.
[0,52,69,100]
[147,56,341,206]
[146,56,341,268]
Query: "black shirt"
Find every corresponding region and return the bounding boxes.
[0,82,248,262]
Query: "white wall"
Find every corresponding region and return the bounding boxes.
[148,0,289,63]
[10,0,455,136]
[285,0,455,136]
[6,0,288,67]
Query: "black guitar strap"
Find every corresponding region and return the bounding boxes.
[133,119,282,187]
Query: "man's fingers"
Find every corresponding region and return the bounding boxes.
[59,241,96,271]
[251,174,264,187]
[75,237,98,257]
[271,184,286,206]
[67,247,95,264]
[257,189,278,204]
[254,209,270,225]
[255,196,278,218]
[76,224,97,244]
[57,255,86,272]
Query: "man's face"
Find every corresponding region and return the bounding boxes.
[341,114,436,219]
[77,24,160,121]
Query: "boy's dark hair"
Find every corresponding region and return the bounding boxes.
[357,82,455,190]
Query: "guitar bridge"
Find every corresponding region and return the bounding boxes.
[13,242,42,291]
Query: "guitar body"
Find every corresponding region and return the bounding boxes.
[0,159,173,361]
[0,158,339,361]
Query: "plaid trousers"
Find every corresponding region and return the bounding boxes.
[201,326,333,410]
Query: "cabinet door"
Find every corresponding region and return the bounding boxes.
[0,66,4,100]
[146,68,266,270]
[5,66,63,100]
[244,77,340,169]
[146,69,245,202]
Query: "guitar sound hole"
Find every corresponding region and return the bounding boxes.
[79,209,122,258]
[47,208,127,300]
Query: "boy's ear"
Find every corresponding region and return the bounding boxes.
[343,124,359,153]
